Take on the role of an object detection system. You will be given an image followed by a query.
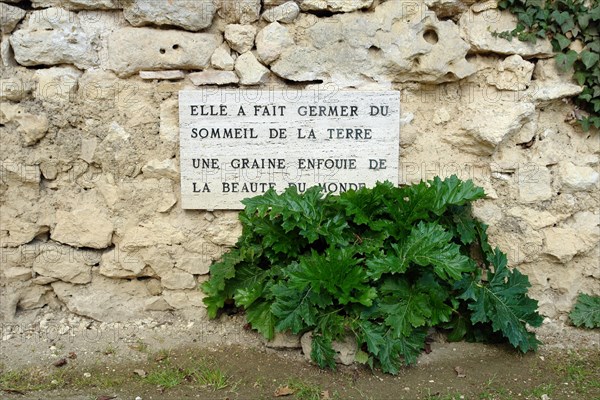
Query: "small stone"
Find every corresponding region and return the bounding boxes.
[139,70,185,81]
[211,45,235,70]
[160,270,196,290]
[224,24,257,54]
[1,3,26,34]
[15,113,49,146]
[559,162,599,192]
[83,372,91,378]
[141,158,179,180]
[2,267,32,283]
[518,166,553,203]
[144,297,174,311]
[52,209,114,249]
[487,55,534,91]
[256,22,294,65]
[235,52,269,85]
[262,1,300,23]
[299,0,373,13]
[35,66,81,104]
[0,78,27,101]
[123,0,216,31]
[189,70,239,86]
[266,332,302,349]
[218,0,261,24]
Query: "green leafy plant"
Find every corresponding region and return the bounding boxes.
[496,0,600,130]
[569,293,600,328]
[201,176,543,374]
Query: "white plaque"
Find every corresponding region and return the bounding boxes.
[179,89,400,209]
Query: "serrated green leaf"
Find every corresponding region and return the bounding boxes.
[463,248,543,352]
[311,334,336,369]
[246,300,277,340]
[380,280,432,337]
[569,293,600,328]
[271,285,317,334]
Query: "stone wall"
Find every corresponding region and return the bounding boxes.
[1,0,598,324]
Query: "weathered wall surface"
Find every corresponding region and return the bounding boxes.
[1,0,598,325]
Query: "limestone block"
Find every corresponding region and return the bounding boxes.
[205,215,242,246]
[160,98,178,143]
[144,296,173,311]
[518,166,553,203]
[18,285,53,310]
[234,52,269,85]
[141,158,179,180]
[256,22,294,65]
[34,66,82,104]
[218,0,261,24]
[471,202,502,225]
[52,208,114,249]
[189,70,239,86]
[486,55,534,91]
[162,289,205,309]
[0,3,26,34]
[271,2,476,83]
[30,0,122,9]
[98,248,155,279]
[123,0,216,32]
[0,77,28,101]
[108,27,222,77]
[298,0,373,12]
[459,10,553,57]
[224,24,257,54]
[506,207,562,230]
[161,270,196,290]
[266,332,302,349]
[425,0,469,19]
[559,162,599,192]
[211,45,235,71]
[460,102,535,154]
[525,82,584,102]
[1,267,32,283]
[15,112,49,146]
[33,246,92,284]
[262,1,300,24]
[10,8,99,69]
[176,253,211,275]
[139,70,185,80]
[543,227,593,262]
[52,274,152,321]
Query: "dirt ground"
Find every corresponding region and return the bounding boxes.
[1,311,599,400]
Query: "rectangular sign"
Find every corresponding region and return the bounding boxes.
[179,89,400,209]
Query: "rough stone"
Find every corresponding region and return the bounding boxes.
[123,0,216,31]
[211,45,235,70]
[10,8,99,69]
[99,248,155,279]
[301,331,357,365]
[162,289,205,310]
[141,158,179,180]
[218,0,261,24]
[160,270,196,290]
[0,3,26,34]
[425,0,469,19]
[52,208,114,249]
[0,77,27,101]
[144,296,173,311]
[176,253,211,275]
[262,1,300,24]
[34,66,82,104]
[507,207,562,230]
[266,332,302,349]
[30,0,122,9]
[525,82,584,102]
[271,2,476,83]
[107,28,222,77]
[471,202,502,225]
[234,52,269,85]
[460,102,535,154]
[543,227,592,262]
[189,70,239,86]
[518,166,553,203]
[139,70,185,81]
[559,162,599,192]
[2,267,32,283]
[298,0,373,13]
[160,98,179,143]
[33,246,92,284]
[256,22,294,65]
[18,285,53,310]
[224,24,257,54]
[459,10,554,57]
[15,112,49,146]
[487,55,534,91]
[52,274,152,321]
